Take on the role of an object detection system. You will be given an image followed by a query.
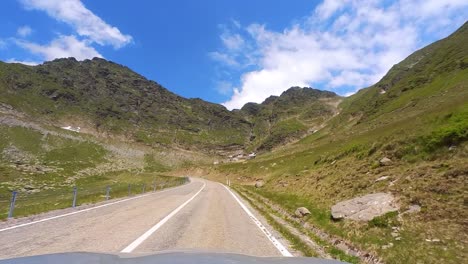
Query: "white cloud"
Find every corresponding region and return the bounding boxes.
[18,35,102,61]
[214,81,234,95]
[209,51,240,67]
[315,0,350,19]
[214,0,468,109]
[20,0,132,48]
[221,33,245,51]
[17,25,32,37]
[6,58,40,66]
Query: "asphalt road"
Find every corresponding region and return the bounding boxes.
[0,178,292,260]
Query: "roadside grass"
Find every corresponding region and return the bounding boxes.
[0,125,190,220]
[239,179,465,264]
[235,185,361,263]
[210,88,467,263]
[233,186,319,257]
[0,172,187,220]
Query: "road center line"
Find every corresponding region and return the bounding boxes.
[0,181,192,233]
[221,184,293,257]
[120,182,206,253]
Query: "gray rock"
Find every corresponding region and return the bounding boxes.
[331,192,399,221]
[407,204,421,214]
[255,181,264,188]
[379,157,393,166]
[294,207,311,218]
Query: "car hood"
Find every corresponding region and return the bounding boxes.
[0,251,348,264]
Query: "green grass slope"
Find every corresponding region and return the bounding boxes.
[0,58,251,150]
[240,87,341,151]
[208,22,468,263]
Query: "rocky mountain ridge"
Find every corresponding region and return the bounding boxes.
[0,58,339,152]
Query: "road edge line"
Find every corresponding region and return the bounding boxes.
[120,182,206,253]
[0,180,192,233]
[221,184,293,257]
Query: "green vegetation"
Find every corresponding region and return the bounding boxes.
[0,172,187,220]
[259,118,308,151]
[235,185,361,263]
[234,186,319,257]
[0,125,187,220]
[0,58,251,150]
[241,87,341,150]
[206,23,468,263]
[368,211,399,228]
[0,21,466,264]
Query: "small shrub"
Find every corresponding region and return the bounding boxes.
[368,211,399,228]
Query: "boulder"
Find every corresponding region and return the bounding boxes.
[331,193,399,221]
[255,181,264,188]
[379,157,393,166]
[295,207,311,218]
[403,204,421,215]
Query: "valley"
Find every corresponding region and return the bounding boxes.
[0,22,466,264]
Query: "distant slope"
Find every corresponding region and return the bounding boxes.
[240,87,341,151]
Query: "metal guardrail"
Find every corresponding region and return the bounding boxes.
[1,176,189,219]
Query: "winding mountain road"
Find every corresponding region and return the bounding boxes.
[0,178,293,260]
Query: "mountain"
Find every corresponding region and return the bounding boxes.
[0,21,466,264]
[0,58,339,152]
[0,57,252,150]
[240,87,341,151]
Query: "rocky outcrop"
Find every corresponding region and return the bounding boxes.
[331,193,399,221]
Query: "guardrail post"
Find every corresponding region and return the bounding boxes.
[153,181,156,192]
[128,184,131,196]
[142,184,146,194]
[72,187,77,208]
[105,185,110,200]
[8,191,17,219]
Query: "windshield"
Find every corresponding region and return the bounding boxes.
[0,1,466,264]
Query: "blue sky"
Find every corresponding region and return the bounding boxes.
[0,0,467,109]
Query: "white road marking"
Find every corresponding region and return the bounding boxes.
[120,182,206,253]
[0,181,191,233]
[222,184,293,257]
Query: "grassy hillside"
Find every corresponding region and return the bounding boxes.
[0,105,213,219]
[0,49,342,220]
[0,58,340,152]
[0,19,466,264]
[240,87,341,151]
[205,22,468,263]
[0,58,251,150]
